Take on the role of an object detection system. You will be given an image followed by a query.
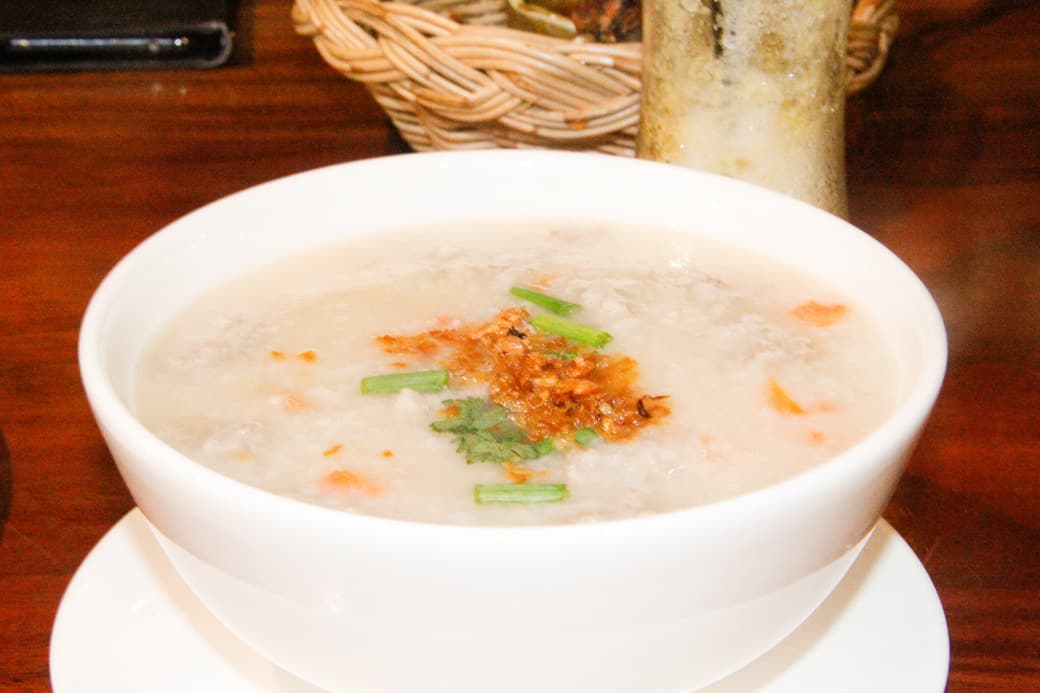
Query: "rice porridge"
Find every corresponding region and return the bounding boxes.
[133,222,899,525]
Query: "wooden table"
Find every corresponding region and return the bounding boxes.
[1,1,1037,690]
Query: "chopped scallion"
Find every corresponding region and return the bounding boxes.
[474,483,570,504]
[509,287,581,317]
[573,427,600,446]
[533,438,556,455]
[529,314,613,349]
[360,369,449,394]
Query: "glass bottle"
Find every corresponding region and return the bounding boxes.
[636,0,851,218]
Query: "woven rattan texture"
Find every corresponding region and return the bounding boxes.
[293,0,898,155]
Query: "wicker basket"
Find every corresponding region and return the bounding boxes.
[293,0,898,155]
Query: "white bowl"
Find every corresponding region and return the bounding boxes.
[79,150,946,692]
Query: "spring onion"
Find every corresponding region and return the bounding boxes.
[529,314,613,349]
[474,483,570,504]
[509,287,581,317]
[573,427,600,446]
[533,438,556,455]
[360,369,449,394]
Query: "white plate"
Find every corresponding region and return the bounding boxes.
[50,510,949,692]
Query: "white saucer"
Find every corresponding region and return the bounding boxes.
[50,510,949,692]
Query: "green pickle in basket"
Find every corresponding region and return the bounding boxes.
[505,0,642,42]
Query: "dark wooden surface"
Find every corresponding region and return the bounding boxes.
[1,1,1037,690]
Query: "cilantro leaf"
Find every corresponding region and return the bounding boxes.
[431,397,554,464]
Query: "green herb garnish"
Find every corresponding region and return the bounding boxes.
[474,483,570,504]
[529,314,612,349]
[533,438,556,455]
[431,397,554,464]
[361,369,449,394]
[509,287,581,317]
[573,427,600,446]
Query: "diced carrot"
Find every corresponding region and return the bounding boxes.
[269,350,286,360]
[390,361,409,369]
[768,378,806,415]
[283,393,308,411]
[322,444,343,457]
[791,301,847,327]
[382,449,394,458]
[297,350,317,362]
[321,469,381,495]
[503,461,535,484]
